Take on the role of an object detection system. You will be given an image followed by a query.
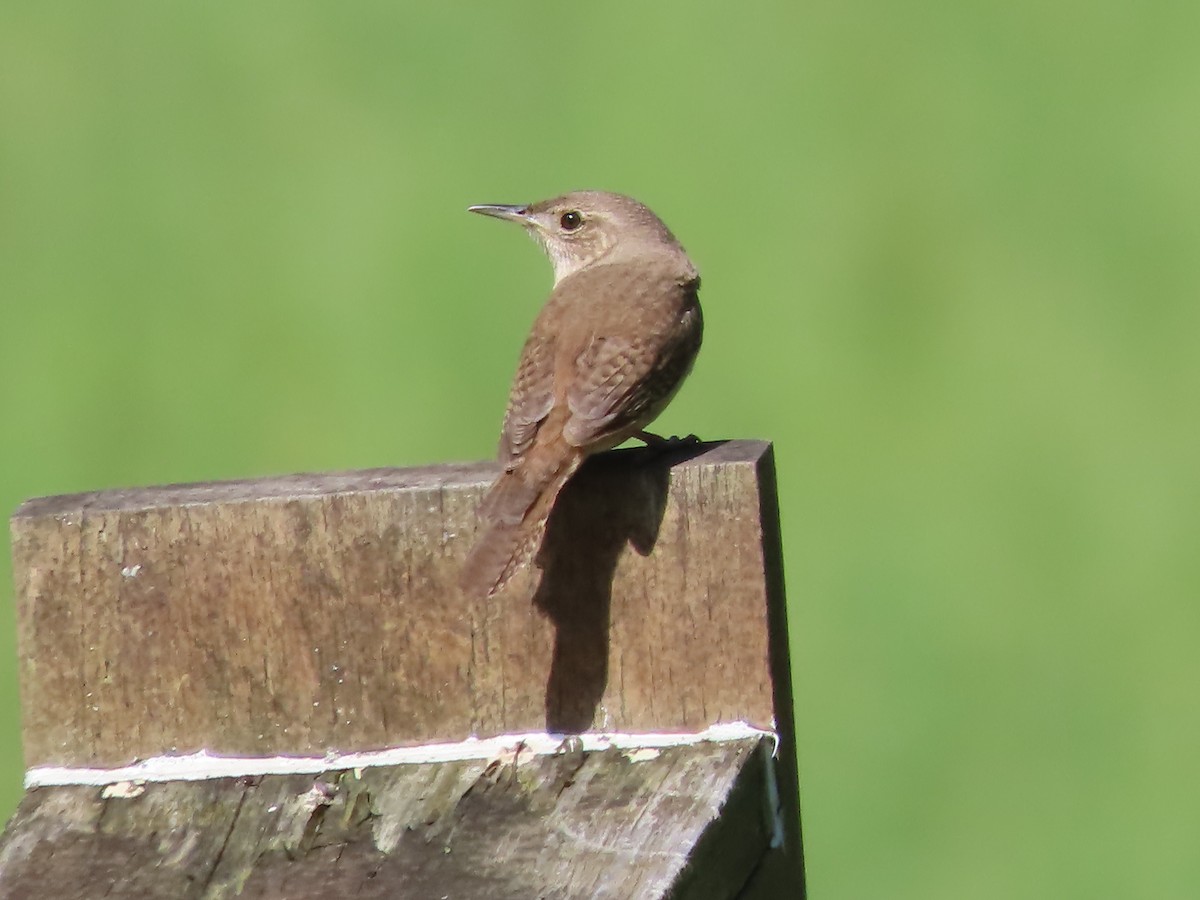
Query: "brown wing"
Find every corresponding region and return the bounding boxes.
[496,332,555,470]
[563,281,702,449]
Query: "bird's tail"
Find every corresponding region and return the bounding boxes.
[459,451,583,598]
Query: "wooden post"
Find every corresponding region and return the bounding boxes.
[1,440,804,898]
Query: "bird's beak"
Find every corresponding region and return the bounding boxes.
[468,204,530,224]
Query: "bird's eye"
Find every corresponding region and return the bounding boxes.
[560,211,582,231]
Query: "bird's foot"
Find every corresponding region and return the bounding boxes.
[636,430,701,449]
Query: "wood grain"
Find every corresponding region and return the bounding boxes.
[0,738,777,899]
[11,441,785,769]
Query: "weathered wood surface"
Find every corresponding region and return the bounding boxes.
[6,439,805,895]
[0,738,777,900]
[12,440,786,769]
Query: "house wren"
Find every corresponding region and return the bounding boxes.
[459,191,703,598]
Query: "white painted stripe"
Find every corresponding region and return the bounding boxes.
[25,721,777,788]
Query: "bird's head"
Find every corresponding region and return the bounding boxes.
[469,190,690,284]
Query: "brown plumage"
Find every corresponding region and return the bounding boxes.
[460,191,703,598]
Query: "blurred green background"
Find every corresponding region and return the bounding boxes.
[2,1,1197,896]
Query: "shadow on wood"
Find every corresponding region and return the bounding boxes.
[533,444,714,732]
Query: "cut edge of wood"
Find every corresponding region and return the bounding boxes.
[25,721,778,788]
[11,439,772,519]
[1,738,784,899]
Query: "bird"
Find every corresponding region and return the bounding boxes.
[459,190,703,599]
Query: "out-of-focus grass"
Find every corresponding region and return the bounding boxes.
[1,3,1197,896]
